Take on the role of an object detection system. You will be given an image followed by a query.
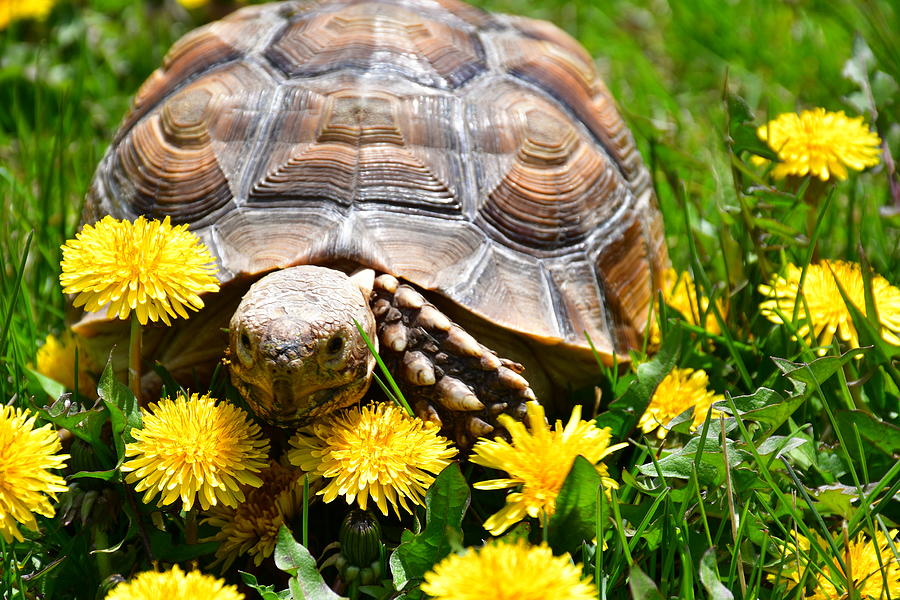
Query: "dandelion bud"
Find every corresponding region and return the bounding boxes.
[339,510,382,568]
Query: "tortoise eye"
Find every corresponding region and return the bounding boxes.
[326,335,344,355]
[235,330,254,366]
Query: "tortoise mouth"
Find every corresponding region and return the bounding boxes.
[236,377,372,427]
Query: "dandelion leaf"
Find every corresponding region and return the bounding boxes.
[629,564,664,600]
[275,526,347,600]
[37,393,108,453]
[97,358,141,464]
[638,437,750,486]
[726,92,775,159]
[699,548,734,600]
[835,409,900,457]
[390,463,469,589]
[773,349,864,391]
[842,36,877,114]
[27,368,66,400]
[810,483,862,519]
[547,456,603,555]
[715,386,804,432]
[755,435,808,458]
[239,572,290,600]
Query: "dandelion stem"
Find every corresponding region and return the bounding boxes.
[302,474,309,548]
[803,178,827,262]
[185,507,198,545]
[93,526,112,579]
[128,314,142,402]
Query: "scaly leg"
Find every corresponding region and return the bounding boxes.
[370,274,537,447]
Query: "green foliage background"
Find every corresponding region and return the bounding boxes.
[0,0,898,598]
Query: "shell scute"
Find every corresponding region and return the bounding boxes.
[465,83,629,254]
[248,79,464,215]
[110,62,277,225]
[122,26,241,138]
[264,2,486,90]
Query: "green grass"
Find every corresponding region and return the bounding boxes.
[1,0,899,598]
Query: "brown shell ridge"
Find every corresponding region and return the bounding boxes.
[434,241,569,346]
[481,17,648,198]
[116,5,289,146]
[319,0,500,30]
[117,44,241,144]
[264,2,489,90]
[502,70,627,184]
[461,76,632,258]
[587,196,656,347]
[245,76,470,218]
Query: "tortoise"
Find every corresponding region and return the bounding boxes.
[75,0,670,446]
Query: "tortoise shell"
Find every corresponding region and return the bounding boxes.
[84,0,669,364]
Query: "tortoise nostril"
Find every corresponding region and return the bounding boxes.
[326,334,344,354]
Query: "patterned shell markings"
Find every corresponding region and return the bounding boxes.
[84,0,669,362]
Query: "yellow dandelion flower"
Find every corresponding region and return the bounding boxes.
[0,405,69,543]
[768,529,900,600]
[33,333,97,398]
[638,368,723,439]
[105,564,244,600]
[287,402,457,517]
[471,402,626,536]
[759,260,900,354]
[59,215,220,326]
[202,461,303,570]
[177,0,209,8]
[121,392,269,511]
[809,530,900,600]
[0,0,55,29]
[652,268,724,343]
[422,539,598,600]
[756,108,881,181]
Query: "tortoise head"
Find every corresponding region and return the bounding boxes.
[228,265,377,426]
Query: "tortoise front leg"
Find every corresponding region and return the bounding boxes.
[370,274,537,447]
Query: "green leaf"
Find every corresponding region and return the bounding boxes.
[718,387,802,432]
[274,526,347,600]
[628,564,664,600]
[834,410,900,457]
[810,483,861,519]
[843,36,876,88]
[27,367,65,399]
[755,436,809,458]
[97,358,141,463]
[773,349,865,390]
[699,548,734,600]
[595,324,683,439]
[240,571,291,600]
[390,463,469,589]
[638,437,749,486]
[718,387,783,412]
[37,400,106,445]
[35,395,114,466]
[725,92,775,158]
[547,456,603,555]
[69,469,118,481]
